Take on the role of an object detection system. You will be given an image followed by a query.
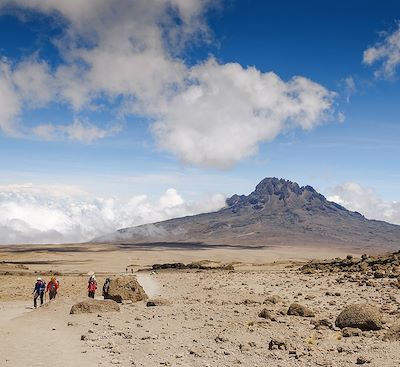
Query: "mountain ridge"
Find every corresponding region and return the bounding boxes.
[94,177,400,250]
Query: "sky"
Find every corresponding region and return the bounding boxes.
[0,0,399,243]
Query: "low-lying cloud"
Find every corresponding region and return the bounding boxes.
[328,182,400,225]
[0,184,225,244]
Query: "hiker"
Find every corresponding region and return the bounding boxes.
[46,276,59,300]
[88,275,97,299]
[102,277,111,297]
[33,277,46,308]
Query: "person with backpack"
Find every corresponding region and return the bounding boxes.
[46,276,59,300]
[88,275,97,298]
[102,277,111,297]
[33,277,46,308]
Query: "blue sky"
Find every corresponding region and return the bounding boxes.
[0,0,399,243]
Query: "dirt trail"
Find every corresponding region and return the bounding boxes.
[0,299,101,367]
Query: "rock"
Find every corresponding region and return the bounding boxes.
[374,270,385,278]
[103,276,148,303]
[268,339,287,350]
[383,323,400,341]
[146,298,171,307]
[258,308,275,320]
[335,304,382,331]
[70,299,120,314]
[312,318,333,330]
[287,303,315,317]
[342,327,362,337]
[264,295,283,304]
[356,356,371,365]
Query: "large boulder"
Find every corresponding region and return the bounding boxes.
[103,276,148,303]
[335,304,382,330]
[287,303,315,317]
[70,299,120,314]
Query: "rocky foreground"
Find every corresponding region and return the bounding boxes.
[1,252,400,366]
[70,254,399,366]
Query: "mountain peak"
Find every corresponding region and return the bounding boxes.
[226,177,326,212]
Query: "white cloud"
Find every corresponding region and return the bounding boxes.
[0,60,21,136]
[12,59,55,107]
[328,182,400,225]
[33,119,122,142]
[0,183,226,244]
[151,59,335,168]
[363,23,400,79]
[0,0,337,167]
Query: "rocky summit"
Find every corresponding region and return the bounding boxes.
[95,177,400,250]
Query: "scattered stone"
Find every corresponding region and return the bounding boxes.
[287,303,315,317]
[258,308,275,320]
[312,319,333,330]
[263,295,283,304]
[342,327,362,337]
[356,356,371,364]
[383,323,400,341]
[335,304,382,331]
[268,339,287,350]
[146,298,171,307]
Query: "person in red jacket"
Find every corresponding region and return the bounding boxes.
[46,277,59,300]
[88,275,97,299]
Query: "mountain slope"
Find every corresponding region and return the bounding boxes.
[95,178,400,250]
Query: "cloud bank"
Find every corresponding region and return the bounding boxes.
[328,182,400,225]
[0,184,225,244]
[363,23,400,79]
[0,0,337,168]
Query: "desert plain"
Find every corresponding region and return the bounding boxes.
[0,242,399,367]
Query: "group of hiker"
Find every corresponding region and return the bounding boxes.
[32,276,59,308]
[33,273,111,308]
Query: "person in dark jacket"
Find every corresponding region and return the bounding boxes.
[33,277,46,308]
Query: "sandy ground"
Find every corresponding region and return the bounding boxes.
[0,243,399,366]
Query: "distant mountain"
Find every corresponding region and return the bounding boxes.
[94,177,400,250]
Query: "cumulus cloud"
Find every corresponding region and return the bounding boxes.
[0,183,226,244]
[0,0,337,167]
[328,182,400,225]
[152,59,335,168]
[363,23,400,79]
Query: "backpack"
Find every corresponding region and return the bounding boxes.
[88,280,97,292]
[39,281,46,292]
